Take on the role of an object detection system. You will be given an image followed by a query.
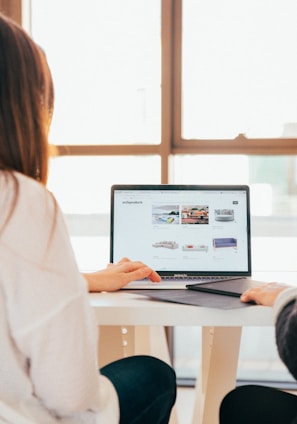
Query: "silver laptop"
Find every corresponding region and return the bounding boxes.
[110,184,257,290]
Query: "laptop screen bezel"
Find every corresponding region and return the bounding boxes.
[110,184,252,277]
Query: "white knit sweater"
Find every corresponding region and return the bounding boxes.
[0,172,119,423]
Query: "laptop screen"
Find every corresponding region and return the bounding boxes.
[110,185,251,277]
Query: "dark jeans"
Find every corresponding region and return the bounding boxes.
[220,384,297,424]
[100,355,176,424]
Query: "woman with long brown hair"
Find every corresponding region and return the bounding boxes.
[0,13,176,424]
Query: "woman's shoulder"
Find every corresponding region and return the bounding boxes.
[0,171,53,202]
[0,171,62,256]
[6,171,56,215]
[14,171,53,199]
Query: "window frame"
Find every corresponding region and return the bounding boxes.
[171,0,297,155]
[10,0,297,177]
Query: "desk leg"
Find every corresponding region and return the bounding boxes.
[193,326,242,424]
[98,326,178,424]
[98,326,172,365]
[97,326,125,367]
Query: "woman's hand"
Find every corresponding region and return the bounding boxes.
[240,282,290,306]
[82,257,161,292]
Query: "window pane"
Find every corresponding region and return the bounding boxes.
[182,0,297,139]
[48,156,161,214]
[172,155,297,221]
[31,0,161,145]
[174,326,295,384]
[48,156,160,270]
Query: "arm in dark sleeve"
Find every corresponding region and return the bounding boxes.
[276,299,297,380]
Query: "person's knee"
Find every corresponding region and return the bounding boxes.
[138,356,177,404]
[140,356,176,389]
[220,385,258,423]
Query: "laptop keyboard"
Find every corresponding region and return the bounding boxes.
[162,275,243,283]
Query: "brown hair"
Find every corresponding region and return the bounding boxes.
[0,13,54,184]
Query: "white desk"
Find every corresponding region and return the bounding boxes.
[90,291,274,424]
[72,235,296,423]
